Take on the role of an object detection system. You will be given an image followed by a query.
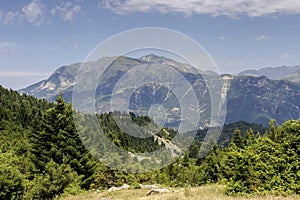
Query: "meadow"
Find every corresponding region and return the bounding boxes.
[61,184,300,200]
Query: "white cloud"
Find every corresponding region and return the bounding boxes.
[101,0,300,17]
[0,11,20,25]
[219,35,226,40]
[281,52,291,59]
[256,35,271,40]
[0,42,16,54]
[62,34,77,44]
[0,0,84,26]
[51,1,82,21]
[73,43,79,48]
[22,0,46,25]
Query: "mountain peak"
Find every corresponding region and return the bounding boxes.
[139,54,167,62]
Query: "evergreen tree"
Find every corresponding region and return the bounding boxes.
[244,128,255,146]
[231,129,244,148]
[197,146,223,184]
[0,153,24,200]
[30,160,80,200]
[31,95,95,189]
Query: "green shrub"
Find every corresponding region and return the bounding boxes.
[0,162,24,200]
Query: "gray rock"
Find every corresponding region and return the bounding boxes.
[146,188,170,196]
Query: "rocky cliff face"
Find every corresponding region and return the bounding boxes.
[225,76,300,125]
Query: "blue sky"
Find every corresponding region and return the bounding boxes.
[1,0,300,89]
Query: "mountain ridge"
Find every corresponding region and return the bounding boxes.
[19,55,300,127]
[238,65,300,81]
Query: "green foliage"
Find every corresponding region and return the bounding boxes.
[31,95,96,190]
[96,111,166,153]
[196,146,224,184]
[231,129,244,148]
[224,120,300,195]
[0,85,52,128]
[91,163,138,190]
[0,87,97,199]
[0,158,24,200]
[30,160,81,200]
[61,182,85,197]
[1,85,300,198]
[193,121,264,149]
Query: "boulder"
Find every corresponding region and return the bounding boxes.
[146,188,170,196]
[108,183,130,192]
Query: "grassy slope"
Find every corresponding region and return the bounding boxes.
[61,184,300,200]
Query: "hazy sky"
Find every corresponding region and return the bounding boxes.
[1,0,300,89]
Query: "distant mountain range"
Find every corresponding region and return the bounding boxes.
[19,55,300,127]
[239,65,300,83]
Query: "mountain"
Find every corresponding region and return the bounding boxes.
[226,76,300,125]
[140,54,198,74]
[20,55,300,127]
[19,63,81,101]
[20,55,221,129]
[281,69,300,84]
[19,54,216,101]
[238,65,300,80]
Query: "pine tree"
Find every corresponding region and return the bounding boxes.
[198,145,223,184]
[231,129,244,148]
[31,95,95,189]
[244,128,255,146]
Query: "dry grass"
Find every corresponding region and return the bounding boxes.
[61,184,300,200]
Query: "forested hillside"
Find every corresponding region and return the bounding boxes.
[1,85,300,199]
